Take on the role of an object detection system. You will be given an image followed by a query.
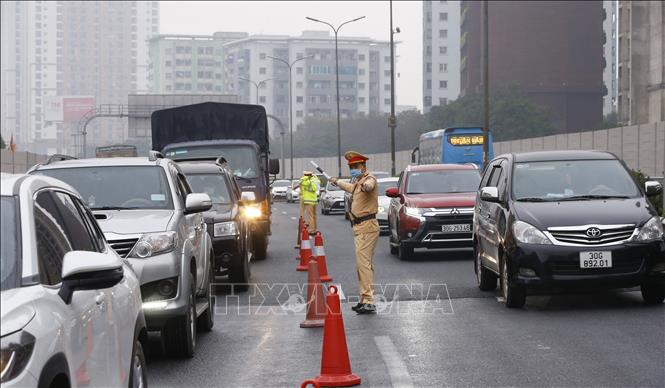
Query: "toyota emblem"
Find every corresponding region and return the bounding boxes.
[586,227,602,238]
[450,208,461,215]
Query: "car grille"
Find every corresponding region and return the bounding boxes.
[551,258,643,276]
[331,201,344,209]
[108,238,138,258]
[547,225,635,246]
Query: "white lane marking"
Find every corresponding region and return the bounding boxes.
[374,336,415,388]
[281,211,287,215]
[290,216,297,220]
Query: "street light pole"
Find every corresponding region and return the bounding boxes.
[267,55,314,182]
[239,77,273,105]
[306,15,366,177]
[389,0,399,177]
[482,0,490,168]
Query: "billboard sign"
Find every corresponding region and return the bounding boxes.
[43,96,96,122]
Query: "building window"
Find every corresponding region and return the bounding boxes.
[296,81,303,88]
[259,67,266,74]
[296,110,303,117]
[439,30,448,39]
[439,46,447,55]
[384,56,390,63]
[426,80,432,90]
[296,67,303,74]
[439,12,448,21]
[439,98,448,105]
[358,68,365,75]
[166,73,172,79]
[260,53,266,60]
[296,96,303,103]
[259,96,266,103]
[384,84,391,91]
[384,70,391,77]
[358,82,365,89]
[439,63,444,72]
[384,98,391,105]
[359,54,365,61]
[359,97,365,103]
[426,63,432,73]
[439,80,448,89]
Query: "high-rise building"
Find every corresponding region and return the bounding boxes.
[148,32,248,94]
[602,0,618,116]
[422,0,461,112]
[460,1,604,132]
[0,1,158,155]
[222,31,393,132]
[617,1,664,125]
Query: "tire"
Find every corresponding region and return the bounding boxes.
[388,229,398,255]
[197,258,215,332]
[128,340,147,388]
[389,244,398,255]
[164,274,196,357]
[229,239,251,292]
[641,282,665,304]
[501,257,526,308]
[253,234,268,260]
[475,243,497,291]
[398,243,413,261]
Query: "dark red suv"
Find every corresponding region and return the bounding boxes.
[386,164,481,260]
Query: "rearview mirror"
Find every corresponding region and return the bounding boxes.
[645,181,663,196]
[269,158,280,175]
[385,187,400,198]
[185,193,212,214]
[480,187,501,203]
[59,251,124,304]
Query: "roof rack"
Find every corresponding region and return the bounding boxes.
[148,150,164,161]
[45,154,77,165]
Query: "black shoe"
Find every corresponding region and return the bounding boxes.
[351,302,363,312]
[356,304,376,314]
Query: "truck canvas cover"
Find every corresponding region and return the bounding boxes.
[151,102,269,153]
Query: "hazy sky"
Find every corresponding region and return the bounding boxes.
[159,1,423,109]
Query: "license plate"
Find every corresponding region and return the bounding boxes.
[579,251,612,268]
[441,224,471,233]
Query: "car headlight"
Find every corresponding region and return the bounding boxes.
[128,231,177,258]
[214,221,239,237]
[635,216,664,242]
[404,206,424,217]
[243,205,262,219]
[1,331,35,383]
[512,221,552,245]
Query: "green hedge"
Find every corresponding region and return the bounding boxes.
[630,170,663,217]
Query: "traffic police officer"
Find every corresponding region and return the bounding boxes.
[330,151,379,314]
[300,170,320,235]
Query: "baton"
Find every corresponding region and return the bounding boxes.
[309,161,332,180]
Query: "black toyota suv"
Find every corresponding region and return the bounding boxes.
[179,161,254,290]
[473,150,665,308]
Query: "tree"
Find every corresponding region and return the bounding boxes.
[428,85,555,141]
[0,134,5,149]
[597,111,618,129]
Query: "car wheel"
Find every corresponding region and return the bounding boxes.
[164,273,196,357]
[640,282,665,304]
[197,257,215,332]
[398,243,413,261]
[501,257,526,308]
[229,239,251,292]
[254,234,268,260]
[475,243,497,291]
[129,339,147,388]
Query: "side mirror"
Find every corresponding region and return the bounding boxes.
[480,187,501,203]
[268,158,280,175]
[58,251,124,304]
[185,193,212,214]
[645,181,663,196]
[385,187,400,198]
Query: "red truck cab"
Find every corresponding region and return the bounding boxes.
[386,164,481,260]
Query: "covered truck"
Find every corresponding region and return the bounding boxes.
[151,102,279,260]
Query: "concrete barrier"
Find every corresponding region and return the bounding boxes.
[0,150,48,174]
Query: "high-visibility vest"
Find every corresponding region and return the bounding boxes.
[300,176,320,204]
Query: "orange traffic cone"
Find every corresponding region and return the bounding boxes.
[295,216,304,250]
[314,232,332,283]
[301,380,320,388]
[315,285,361,387]
[297,226,312,271]
[300,259,326,328]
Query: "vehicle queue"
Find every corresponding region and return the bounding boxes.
[1,125,664,387]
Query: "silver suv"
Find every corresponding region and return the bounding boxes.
[31,154,215,357]
[1,174,147,387]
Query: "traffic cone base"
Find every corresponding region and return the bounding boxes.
[315,285,361,387]
[300,259,326,328]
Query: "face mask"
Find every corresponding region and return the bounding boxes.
[349,169,362,179]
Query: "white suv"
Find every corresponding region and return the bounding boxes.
[0,174,147,387]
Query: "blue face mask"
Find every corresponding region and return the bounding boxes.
[349,169,362,179]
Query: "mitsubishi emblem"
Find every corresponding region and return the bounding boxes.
[450,208,461,215]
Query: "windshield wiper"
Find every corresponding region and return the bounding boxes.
[558,195,631,201]
[91,206,141,210]
[515,197,551,202]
